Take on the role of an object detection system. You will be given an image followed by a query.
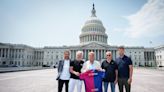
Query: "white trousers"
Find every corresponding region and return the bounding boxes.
[69,78,82,92]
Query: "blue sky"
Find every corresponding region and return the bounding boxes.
[0,0,164,47]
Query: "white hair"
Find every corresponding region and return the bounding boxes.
[106,51,112,55]
[89,51,94,56]
[76,51,83,57]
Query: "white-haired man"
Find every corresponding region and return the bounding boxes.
[81,51,101,73]
[69,51,84,92]
[80,51,104,92]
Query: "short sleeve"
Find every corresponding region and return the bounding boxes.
[128,58,132,65]
[70,61,74,67]
[115,63,118,70]
[101,61,104,69]
[81,62,87,73]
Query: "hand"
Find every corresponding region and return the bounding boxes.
[74,72,80,76]
[101,69,105,72]
[96,68,103,71]
[114,79,118,84]
[96,68,101,71]
[128,78,132,84]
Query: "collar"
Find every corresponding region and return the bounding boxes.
[64,59,70,61]
[119,55,125,59]
[106,60,114,64]
[106,59,112,63]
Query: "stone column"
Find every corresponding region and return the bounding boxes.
[72,50,74,59]
[5,48,8,58]
[85,49,87,59]
[4,48,6,58]
[98,49,99,60]
[0,49,2,57]
[74,50,76,60]
[101,50,103,59]
[96,35,98,41]
[83,49,85,59]
[85,50,87,61]
[8,48,10,58]
[89,35,90,41]
[14,49,16,59]
[101,50,103,60]
[74,50,76,59]
[0,48,2,57]
[112,50,115,60]
[92,35,93,41]
[6,48,8,58]
[102,36,104,43]
[101,36,103,42]
[95,49,98,60]
[7,48,9,64]
[113,50,116,60]
[98,35,99,41]
[104,50,106,58]
[92,35,94,41]
[86,36,88,41]
[71,50,73,59]
[85,36,86,42]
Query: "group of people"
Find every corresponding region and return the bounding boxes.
[56,46,133,92]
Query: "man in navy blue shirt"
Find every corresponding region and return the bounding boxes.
[115,46,133,92]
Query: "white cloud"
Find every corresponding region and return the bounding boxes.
[124,0,164,38]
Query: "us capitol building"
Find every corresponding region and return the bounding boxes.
[0,4,163,67]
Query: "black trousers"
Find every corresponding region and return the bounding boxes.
[58,79,69,92]
[118,78,131,92]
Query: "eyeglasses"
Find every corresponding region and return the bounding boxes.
[107,55,111,56]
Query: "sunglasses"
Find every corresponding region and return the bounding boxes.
[107,55,111,56]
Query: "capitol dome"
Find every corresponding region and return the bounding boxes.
[80,4,108,45]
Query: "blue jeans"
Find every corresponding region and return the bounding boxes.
[104,82,115,92]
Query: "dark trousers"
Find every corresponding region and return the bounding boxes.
[118,78,131,92]
[58,79,69,92]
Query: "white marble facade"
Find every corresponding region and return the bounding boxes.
[155,45,164,67]
[0,43,157,67]
[0,43,44,67]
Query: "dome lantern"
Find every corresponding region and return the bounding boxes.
[91,3,96,17]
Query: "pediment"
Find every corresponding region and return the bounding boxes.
[80,42,109,49]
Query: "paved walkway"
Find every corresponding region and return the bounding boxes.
[0,68,164,92]
[0,67,51,73]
